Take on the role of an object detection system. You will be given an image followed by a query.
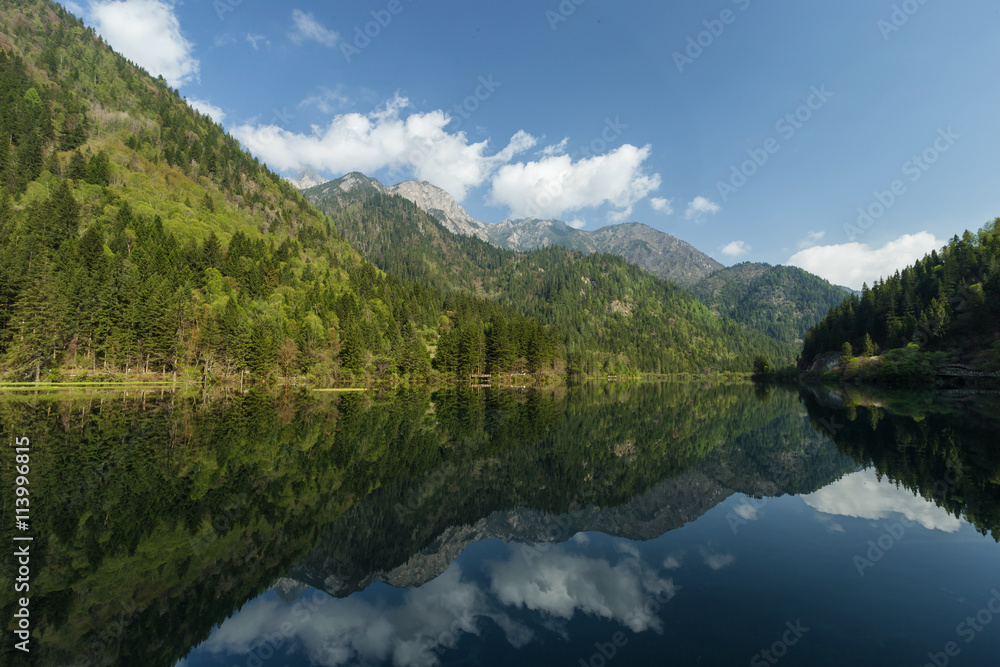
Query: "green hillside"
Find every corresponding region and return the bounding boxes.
[799,222,1000,380]
[691,262,850,344]
[306,179,794,375]
[0,0,556,385]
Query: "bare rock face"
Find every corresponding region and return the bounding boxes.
[285,167,327,190]
[387,180,492,241]
[386,181,724,288]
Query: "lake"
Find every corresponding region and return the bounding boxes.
[2,383,999,666]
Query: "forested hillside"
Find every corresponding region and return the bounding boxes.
[800,222,1000,376]
[0,0,558,384]
[0,0,794,383]
[691,262,849,344]
[306,179,794,374]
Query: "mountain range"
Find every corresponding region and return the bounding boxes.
[301,172,848,345]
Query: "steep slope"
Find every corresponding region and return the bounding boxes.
[387,179,492,241]
[0,0,551,384]
[691,262,851,344]
[305,180,795,373]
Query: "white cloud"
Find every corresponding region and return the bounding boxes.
[798,230,826,249]
[685,196,720,222]
[490,546,676,633]
[786,232,944,290]
[246,33,270,50]
[188,98,225,124]
[89,0,199,87]
[231,94,537,201]
[699,547,736,571]
[567,218,587,230]
[720,240,751,257]
[289,9,338,48]
[488,144,662,221]
[802,469,961,532]
[541,138,569,157]
[650,197,673,215]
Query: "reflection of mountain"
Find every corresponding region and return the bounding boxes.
[800,387,1000,540]
[286,404,855,598]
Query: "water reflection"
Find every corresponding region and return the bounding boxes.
[1,383,998,666]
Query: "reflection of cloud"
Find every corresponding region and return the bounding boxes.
[802,469,961,532]
[203,566,530,667]
[732,502,760,521]
[490,546,676,633]
[815,513,845,533]
[699,547,736,571]
[199,544,677,666]
[662,554,683,570]
[616,542,640,558]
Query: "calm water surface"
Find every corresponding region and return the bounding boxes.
[2,383,998,666]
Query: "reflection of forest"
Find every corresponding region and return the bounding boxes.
[800,387,1000,541]
[3,382,979,666]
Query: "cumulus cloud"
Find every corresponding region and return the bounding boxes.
[488,144,661,221]
[567,219,587,230]
[89,0,199,87]
[188,98,225,124]
[699,547,736,571]
[231,94,537,201]
[685,196,720,222]
[721,240,751,257]
[786,232,944,290]
[650,197,674,215]
[289,9,338,47]
[802,469,961,532]
[490,545,677,633]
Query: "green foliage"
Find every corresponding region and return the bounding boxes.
[752,354,770,378]
[0,0,564,384]
[308,187,795,376]
[691,263,849,344]
[802,223,1000,372]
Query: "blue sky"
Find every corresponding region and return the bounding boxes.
[62,0,1000,288]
